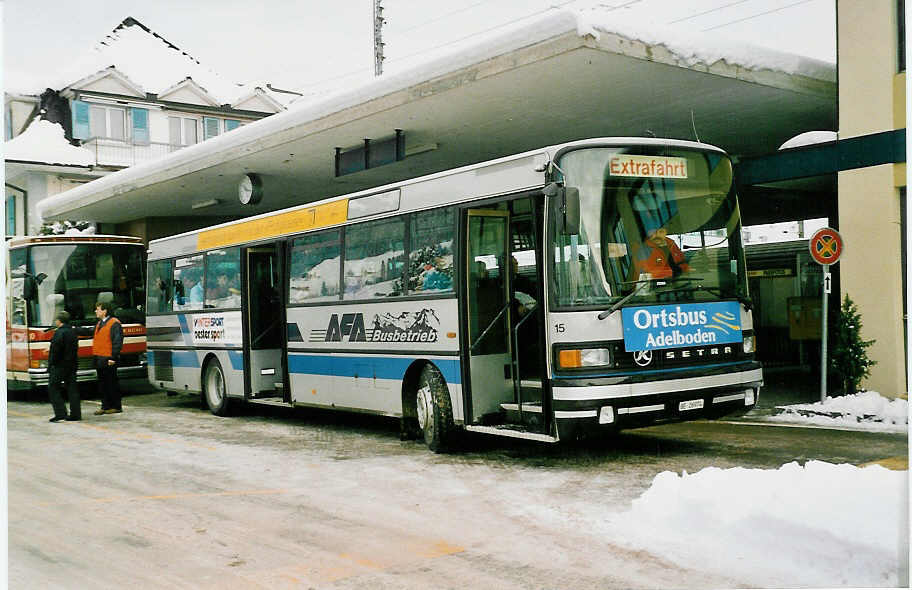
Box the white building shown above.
[4,16,293,237]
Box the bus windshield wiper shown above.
[597,279,650,320]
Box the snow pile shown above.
[292,6,832,107]
[609,461,909,587]
[50,19,233,101]
[770,391,908,433]
[4,120,95,166]
[779,130,838,150]
[38,18,290,108]
[577,8,835,82]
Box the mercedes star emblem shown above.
[633,350,654,367]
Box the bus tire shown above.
[203,358,231,416]
[416,364,454,453]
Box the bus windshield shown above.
[11,243,146,327]
[549,146,749,308]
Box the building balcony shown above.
[81,136,185,167]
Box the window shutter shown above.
[203,117,220,140]
[131,108,149,143]
[72,100,90,140]
[6,195,16,236]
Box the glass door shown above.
[464,210,514,423]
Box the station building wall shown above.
[837,0,907,397]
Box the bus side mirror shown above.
[22,277,37,301]
[543,183,580,235]
[561,187,580,235]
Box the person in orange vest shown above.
[634,227,690,280]
[92,300,124,415]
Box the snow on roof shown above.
[44,17,292,108]
[3,120,95,167]
[37,7,837,221]
[779,130,838,150]
[285,6,834,113]
[577,7,835,82]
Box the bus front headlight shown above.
[558,348,611,369]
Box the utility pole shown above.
[373,0,385,76]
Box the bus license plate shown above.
[679,399,704,411]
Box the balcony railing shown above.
[81,136,185,167]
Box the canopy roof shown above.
[38,8,835,224]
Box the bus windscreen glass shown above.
[12,243,146,326]
[550,147,748,308]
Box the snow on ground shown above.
[602,461,908,588]
[585,391,910,587]
[768,391,908,434]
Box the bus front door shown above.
[464,210,514,424]
[244,245,287,401]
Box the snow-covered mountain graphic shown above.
[371,308,440,337]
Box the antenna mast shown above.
[373,0,385,76]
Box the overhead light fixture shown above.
[191,198,220,210]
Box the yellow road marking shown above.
[860,456,908,471]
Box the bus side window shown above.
[343,218,405,300]
[204,248,241,309]
[408,207,455,294]
[173,255,204,311]
[147,259,173,313]
[289,231,341,303]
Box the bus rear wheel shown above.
[203,358,231,416]
[416,364,454,452]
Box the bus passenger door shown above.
[464,210,514,423]
[244,245,288,401]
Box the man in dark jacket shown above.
[48,310,81,422]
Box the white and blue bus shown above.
[145,137,762,451]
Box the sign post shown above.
[808,227,844,402]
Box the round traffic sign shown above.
[809,227,843,265]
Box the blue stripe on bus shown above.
[288,354,462,385]
[228,350,244,370]
[176,314,193,346]
[171,350,201,368]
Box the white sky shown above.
[3,0,836,94]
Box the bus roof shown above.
[148,136,726,257]
[7,235,145,248]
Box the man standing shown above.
[48,310,80,422]
[92,301,123,415]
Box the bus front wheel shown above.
[416,364,454,452]
[203,358,231,416]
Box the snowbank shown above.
[770,391,908,433]
[607,461,909,587]
[577,8,835,82]
[779,130,838,149]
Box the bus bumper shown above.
[551,363,763,440]
[22,363,148,388]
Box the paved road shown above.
[8,390,907,589]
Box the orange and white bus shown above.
[6,235,147,391]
